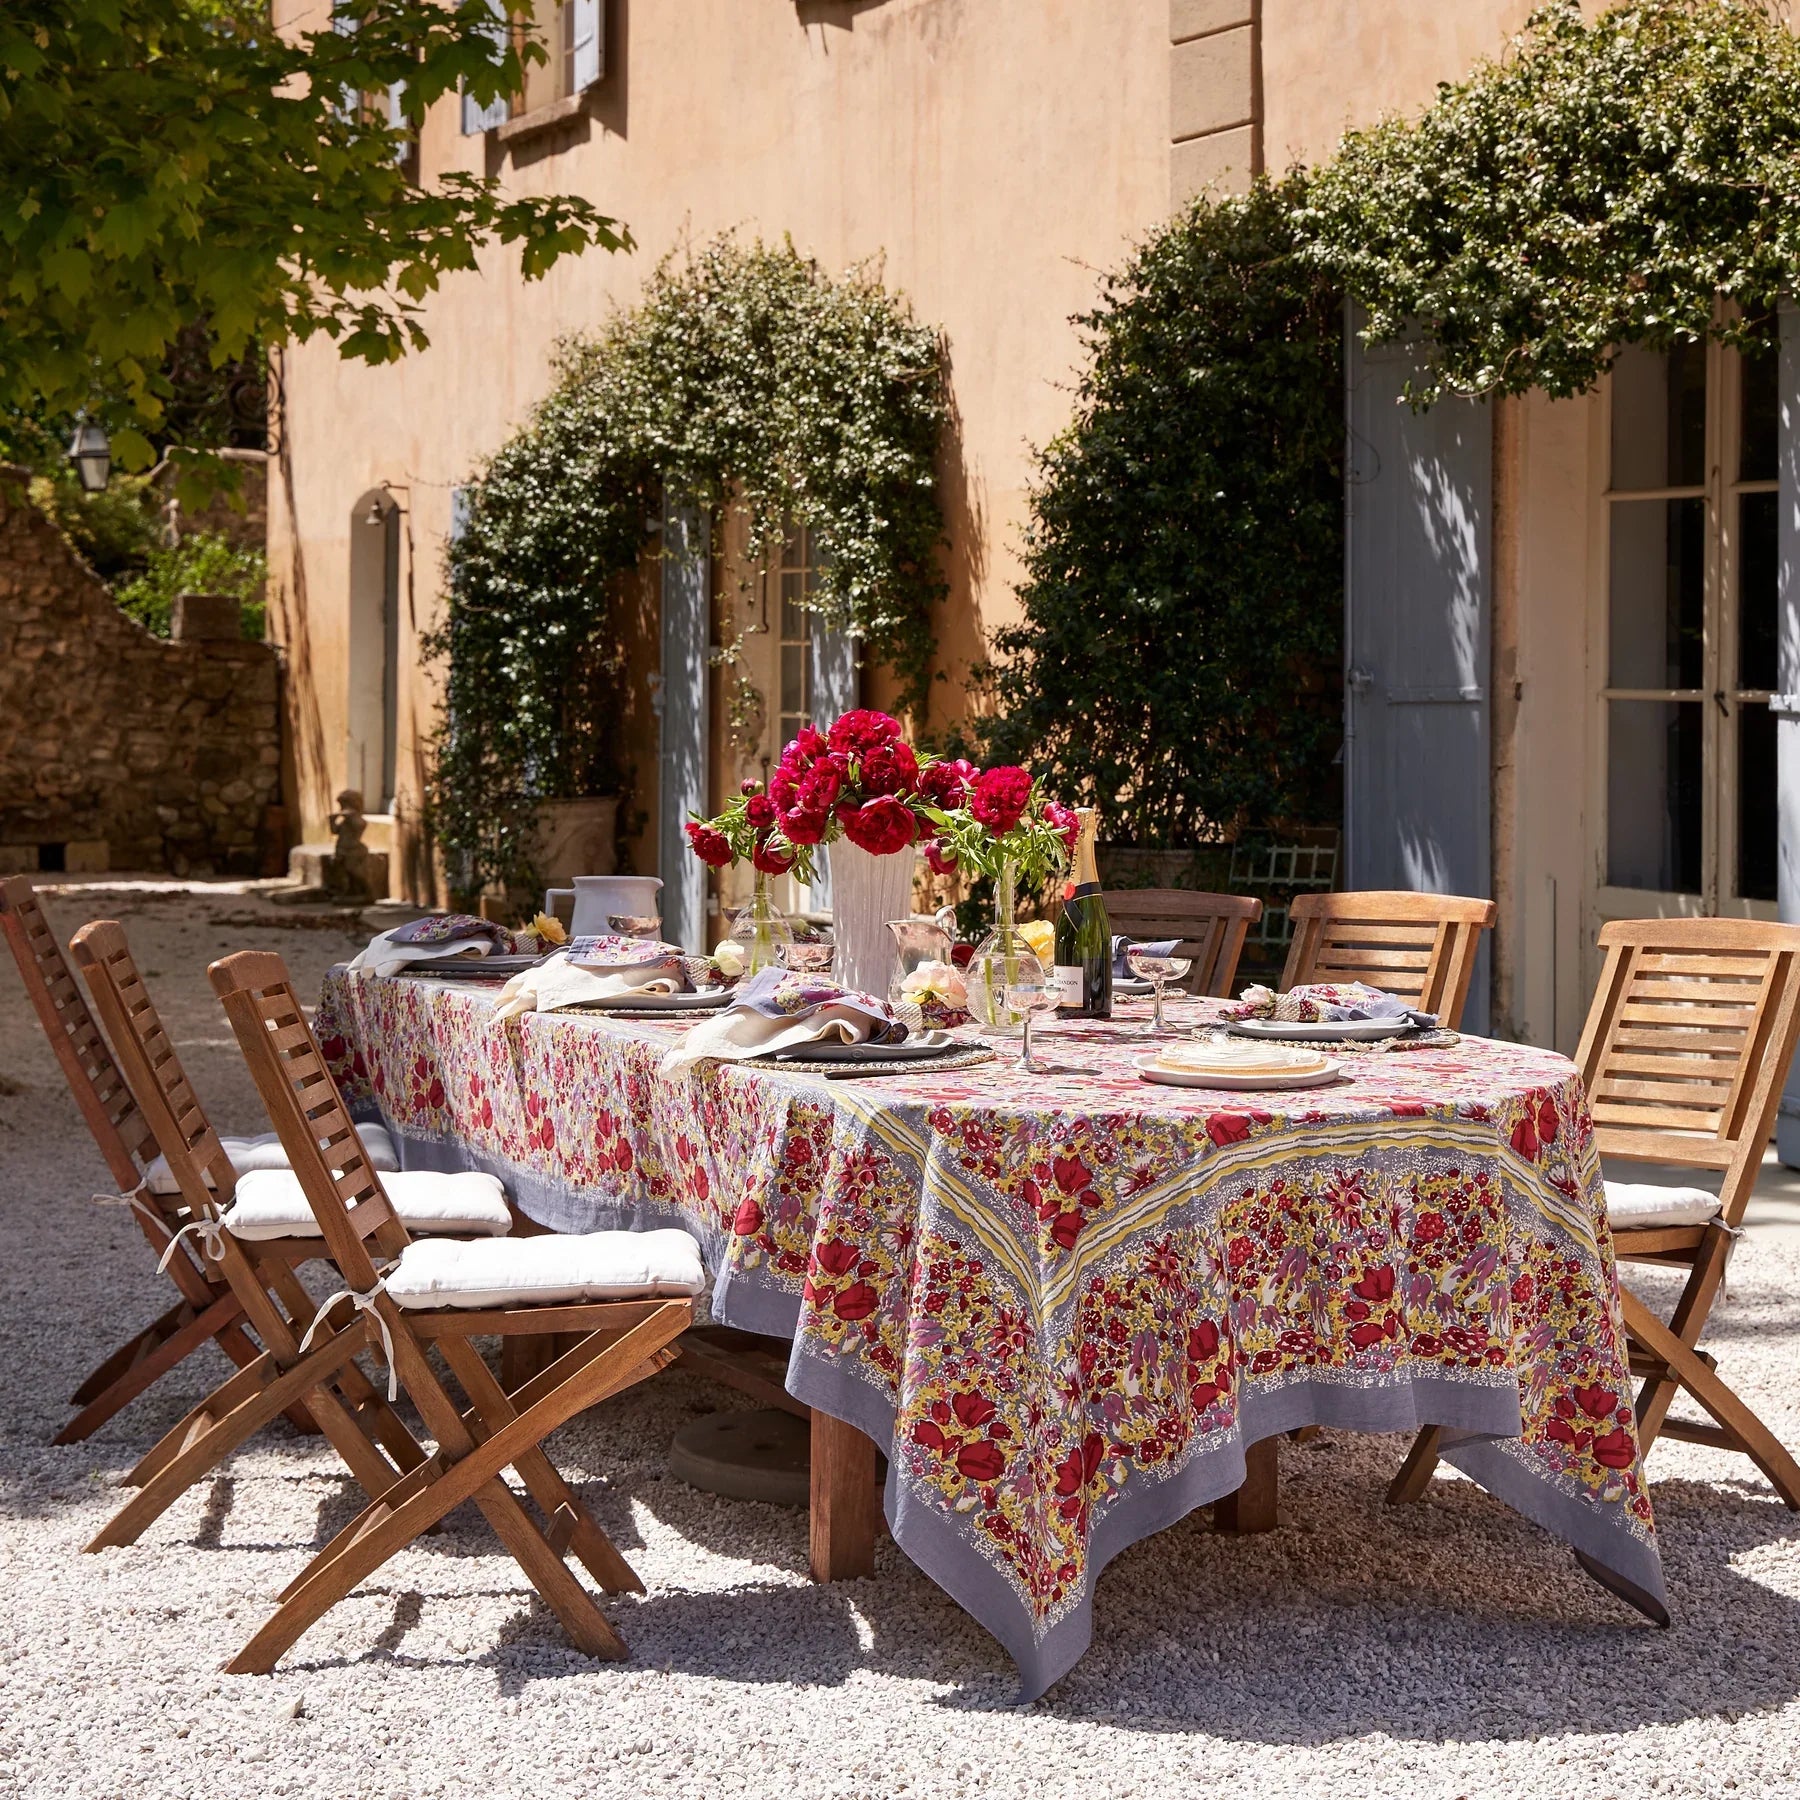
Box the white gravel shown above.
[5,884,1800,1798]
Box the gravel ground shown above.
[5,884,1800,1799]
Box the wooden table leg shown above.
[809,1409,878,1581]
[1215,1435,1279,1534]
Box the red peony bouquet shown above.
[685,708,1076,885]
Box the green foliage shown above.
[986,179,1344,848]
[0,0,626,502]
[29,470,164,586]
[429,237,947,895]
[115,531,268,640]
[1300,0,1800,400]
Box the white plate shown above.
[1136,1053,1343,1091]
[1226,1016,1412,1043]
[773,1032,958,1064]
[578,988,732,1012]
[405,953,546,980]
[1112,977,1156,996]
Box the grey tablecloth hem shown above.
[363,1104,1668,1696]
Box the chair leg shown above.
[1620,1290,1800,1509]
[69,1301,194,1405]
[238,1310,686,1673]
[53,1290,250,1445]
[1387,1425,1443,1505]
[1625,1247,1728,1459]
[86,1328,383,1552]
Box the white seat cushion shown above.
[225,1169,513,1241]
[1605,1180,1723,1230]
[384,1228,706,1310]
[145,1123,400,1196]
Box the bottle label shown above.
[1053,965,1085,1008]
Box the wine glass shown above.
[1004,961,1060,1074]
[1126,947,1193,1035]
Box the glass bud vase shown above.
[964,860,1033,1034]
[729,870,795,976]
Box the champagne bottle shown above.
[1054,807,1112,1018]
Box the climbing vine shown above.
[428,235,946,895]
[990,0,1800,847]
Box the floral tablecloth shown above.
[315,967,1667,1699]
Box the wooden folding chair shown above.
[0,875,264,1442]
[1390,916,1800,1509]
[1100,888,1262,997]
[72,920,436,1551]
[1282,889,1496,1029]
[209,949,700,1672]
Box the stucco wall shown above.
[0,477,283,877]
[269,0,1174,888]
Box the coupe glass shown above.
[607,913,663,940]
[783,940,836,976]
[1004,962,1059,1074]
[1126,947,1192,1034]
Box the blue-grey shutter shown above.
[658,496,711,951]
[803,618,859,911]
[567,0,602,90]
[1775,305,1800,1164]
[461,1,511,134]
[1344,313,1493,1032]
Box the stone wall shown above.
[0,474,282,875]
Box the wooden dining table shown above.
[314,966,1669,1699]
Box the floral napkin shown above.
[350,914,519,978]
[659,966,907,1076]
[492,941,689,1024]
[1226,981,1438,1028]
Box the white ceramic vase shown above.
[827,839,917,999]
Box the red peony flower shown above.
[970,765,1032,835]
[685,821,734,868]
[781,807,829,846]
[751,834,796,876]
[796,759,844,813]
[924,839,958,876]
[787,724,829,765]
[1044,800,1080,852]
[842,795,919,856]
[861,740,920,797]
[744,793,777,829]
[827,708,904,755]
[918,757,977,810]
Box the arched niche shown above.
[346,489,401,813]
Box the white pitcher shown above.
[544,875,665,937]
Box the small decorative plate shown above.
[772,1031,959,1064]
[1136,1053,1344,1091]
[577,988,732,1013]
[1226,1016,1412,1043]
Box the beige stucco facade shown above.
[273,0,1658,1051]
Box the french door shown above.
[1598,334,1780,925]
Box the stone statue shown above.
[324,788,377,902]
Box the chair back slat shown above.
[0,875,157,1191]
[1576,918,1800,1227]
[209,950,402,1284]
[71,923,240,1208]
[1281,890,1496,1028]
[1099,889,1262,997]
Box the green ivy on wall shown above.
[427,236,946,896]
[984,177,1345,848]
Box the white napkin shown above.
[492,949,685,1024]
[658,969,905,1077]
[350,930,498,980]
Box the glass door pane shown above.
[1608,497,1705,688]
[1610,340,1707,490]
[1738,701,1777,902]
[1608,700,1704,893]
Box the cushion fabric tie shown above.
[153,1214,229,1273]
[299,1278,398,1401]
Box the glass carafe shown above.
[964,861,1036,1034]
[886,909,965,1025]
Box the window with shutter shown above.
[563,0,602,95]
[461,0,513,135]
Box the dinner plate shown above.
[772,1031,958,1064]
[1112,977,1156,996]
[1226,1016,1412,1043]
[1136,1052,1344,1091]
[576,987,732,1012]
